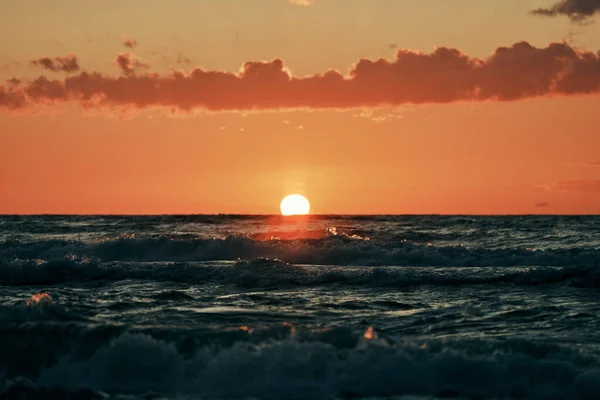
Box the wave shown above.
[2,235,600,267]
[0,299,80,324]
[1,329,598,399]
[1,257,599,289]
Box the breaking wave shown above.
[0,292,81,324]
[0,329,598,399]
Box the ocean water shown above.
[1,215,599,400]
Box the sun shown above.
[280,194,310,216]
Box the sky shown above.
[1,0,600,214]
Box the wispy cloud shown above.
[123,38,138,49]
[289,0,313,6]
[530,0,600,21]
[353,108,407,123]
[543,181,600,193]
[176,54,192,65]
[29,55,80,73]
[114,53,149,75]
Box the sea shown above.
[0,215,599,400]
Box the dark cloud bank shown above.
[3,41,600,112]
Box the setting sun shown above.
[280,194,311,216]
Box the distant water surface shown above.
[1,215,599,399]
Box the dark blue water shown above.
[1,215,599,399]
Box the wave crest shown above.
[2,235,600,267]
[1,257,599,289]
[17,333,599,399]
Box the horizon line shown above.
[1,213,599,217]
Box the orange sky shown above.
[1,0,600,214]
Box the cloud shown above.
[29,55,80,73]
[114,53,149,75]
[176,54,192,65]
[535,202,549,208]
[289,0,313,5]
[0,86,27,109]
[3,41,600,112]
[123,38,138,49]
[353,108,406,123]
[546,181,600,193]
[530,0,600,21]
